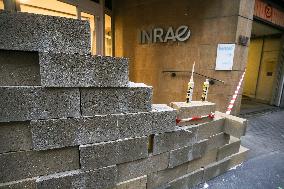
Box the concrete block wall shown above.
[0,11,248,189]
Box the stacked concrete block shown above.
[0,11,249,189]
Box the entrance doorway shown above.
[241,21,283,114]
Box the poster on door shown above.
[215,44,235,70]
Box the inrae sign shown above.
[139,26,191,44]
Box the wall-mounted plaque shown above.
[215,44,235,71]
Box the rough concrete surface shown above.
[39,52,129,87]
[0,11,90,54]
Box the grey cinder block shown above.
[167,169,203,189]
[0,11,90,54]
[0,87,80,122]
[0,178,36,189]
[196,116,225,141]
[215,111,247,138]
[147,163,189,189]
[80,137,148,170]
[203,158,230,181]
[153,127,196,155]
[0,122,32,154]
[36,165,117,189]
[31,105,176,150]
[117,153,169,183]
[39,52,129,87]
[0,147,79,183]
[80,82,152,115]
[169,145,193,168]
[0,50,40,86]
[207,133,230,151]
[115,175,147,189]
[170,101,216,119]
[217,137,241,161]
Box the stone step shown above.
[31,104,176,150]
[0,84,152,122]
[39,52,129,87]
[0,11,90,54]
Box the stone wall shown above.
[0,11,248,189]
[113,0,255,115]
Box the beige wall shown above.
[113,0,255,115]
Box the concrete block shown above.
[115,176,147,189]
[147,163,188,189]
[0,178,36,189]
[187,148,218,173]
[81,82,152,115]
[0,87,80,122]
[171,101,216,119]
[0,11,90,54]
[169,145,193,168]
[39,52,129,87]
[80,137,148,170]
[167,169,203,189]
[0,122,32,154]
[192,139,208,159]
[153,127,196,155]
[207,133,230,151]
[0,50,40,86]
[117,153,169,182]
[215,111,247,138]
[217,137,241,161]
[203,158,230,182]
[229,146,249,168]
[197,116,225,141]
[0,147,79,183]
[36,165,117,189]
[31,106,176,150]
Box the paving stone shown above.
[197,116,225,141]
[170,101,216,119]
[115,176,147,189]
[217,136,241,161]
[147,163,189,189]
[80,137,148,170]
[0,50,40,86]
[0,147,79,183]
[166,169,203,189]
[39,52,129,87]
[187,148,218,173]
[81,82,152,115]
[0,178,36,189]
[117,152,169,182]
[153,127,196,155]
[207,133,230,151]
[215,111,247,138]
[36,165,117,189]
[0,122,32,154]
[0,11,90,54]
[31,106,176,150]
[228,146,249,168]
[0,87,80,122]
[203,158,231,182]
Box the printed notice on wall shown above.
[215,44,235,70]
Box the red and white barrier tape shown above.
[226,70,246,115]
[176,113,215,124]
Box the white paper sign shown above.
[215,44,235,70]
